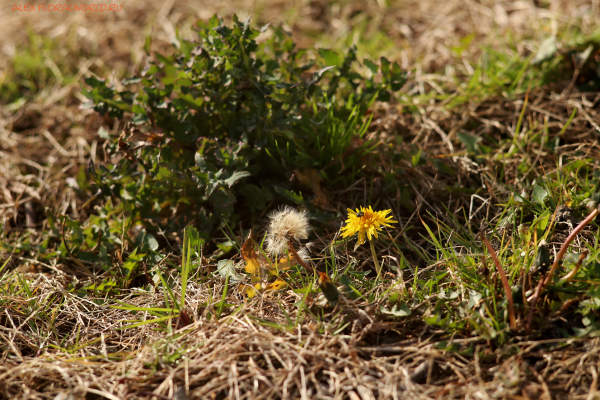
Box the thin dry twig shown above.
[287,240,315,274]
[544,209,599,288]
[481,232,516,329]
[528,208,599,331]
[587,365,598,400]
[559,250,588,283]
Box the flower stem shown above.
[287,241,315,274]
[370,240,382,281]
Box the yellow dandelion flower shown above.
[340,205,397,281]
[340,206,397,246]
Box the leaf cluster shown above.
[81,15,407,244]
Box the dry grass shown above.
[2,0,600,399]
[2,271,600,399]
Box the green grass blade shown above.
[558,107,578,136]
[514,91,529,141]
[116,315,175,330]
[0,257,10,276]
[154,266,178,312]
[216,273,230,319]
[180,227,191,311]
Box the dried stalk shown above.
[543,208,598,288]
[526,277,545,333]
[527,208,598,332]
[481,233,516,329]
[559,251,588,283]
[287,240,315,274]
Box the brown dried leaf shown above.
[318,272,340,306]
[294,169,335,211]
[241,233,271,276]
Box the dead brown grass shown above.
[2,270,600,399]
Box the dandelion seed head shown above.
[265,206,310,254]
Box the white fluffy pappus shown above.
[293,247,310,263]
[265,206,310,254]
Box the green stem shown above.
[370,240,382,281]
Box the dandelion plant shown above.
[341,206,397,281]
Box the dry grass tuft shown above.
[2,279,600,399]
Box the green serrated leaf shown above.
[532,36,557,65]
[380,304,411,317]
[216,259,242,282]
[224,171,251,188]
[273,186,305,205]
[318,49,342,67]
[363,58,378,74]
[135,230,159,252]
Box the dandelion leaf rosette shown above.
[81,14,404,244]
